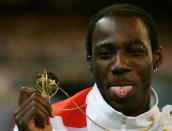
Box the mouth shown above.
[108,82,136,99]
[110,86,133,98]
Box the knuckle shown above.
[30,92,37,99]
[20,87,27,92]
[31,99,37,107]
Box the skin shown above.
[14,87,53,131]
[87,16,163,116]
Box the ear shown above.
[153,47,163,69]
[87,54,93,72]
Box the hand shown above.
[14,87,53,131]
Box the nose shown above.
[111,51,131,75]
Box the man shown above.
[14,4,172,131]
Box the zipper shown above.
[121,115,127,131]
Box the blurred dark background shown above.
[0,0,171,130]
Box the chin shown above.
[112,102,137,115]
[105,93,138,112]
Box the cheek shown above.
[92,60,110,84]
[141,64,153,88]
[92,60,111,97]
[132,58,153,88]
[93,60,109,76]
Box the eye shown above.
[126,40,145,56]
[128,48,144,56]
[96,49,113,59]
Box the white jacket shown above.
[14,84,172,131]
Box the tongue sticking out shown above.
[110,86,133,98]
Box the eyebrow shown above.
[94,39,145,50]
[94,42,113,50]
[125,40,144,48]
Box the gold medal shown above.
[34,69,59,99]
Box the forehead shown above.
[92,16,151,49]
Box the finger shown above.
[14,92,52,118]
[18,87,38,106]
[17,106,49,129]
[30,93,53,118]
[14,99,50,124]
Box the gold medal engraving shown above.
[34,69,59,98]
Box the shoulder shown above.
[160,105,172,121]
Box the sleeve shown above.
[13,126,66,131]
[13,126,18,131]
